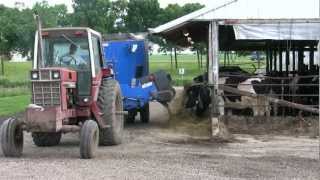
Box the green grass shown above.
[0,61,32,83]
[0,86,30,97]
[149,54,265,85]
[0,61,32,116]
[149,54,207,86]
[0,95,30,116]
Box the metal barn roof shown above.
[150,0,320,35]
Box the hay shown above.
[164,87,318,139]
[166,87,234,140]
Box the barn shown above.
[150,0,320,135]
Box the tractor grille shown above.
[32,81,61,106]
[40,70,51,80]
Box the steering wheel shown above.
[59,55,77,66]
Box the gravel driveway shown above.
[0,102,319,180]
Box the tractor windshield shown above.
[42,36,90,70]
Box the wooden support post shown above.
[298,47,304,74]
[273,49,277,72]
[227,51,230,65]
[257,51,261,70]
[174,47,178,69]
[224,51,226,66]
[208,21,220,136]
[292,49,296,73]
[266,49,270,74]
[269,48,273,73]
[279,49,283,73]
[200,51,203,68]
[286,50,290,76]
[170,49,173,70]
[317,40,320,158]
[309,48,314,69]
[196,50,200,69]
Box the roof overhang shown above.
[150,18,320,50]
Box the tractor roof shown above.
[42,27,101,38]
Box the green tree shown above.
[158,4,183,23]
[126,0,162,32]
[0,1,70,59]
[156,3,204,61]
[0,5,20,58]
[33,1,69,28]
[159,3,204,24]
[72,0,116,33]
[182,3,204,15]
[111,0,128,33]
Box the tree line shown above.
[0,0,204,59]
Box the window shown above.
[42,37,90,70]
[91,36,102,74]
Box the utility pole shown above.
[318,0,320,159]
[0,55,3,76]
[0,32,5,76]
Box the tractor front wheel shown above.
[80,120,99,159]
[0,118,24,157]
[32,132,61,147]
[98,79,124,146]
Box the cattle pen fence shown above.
[216,71,319,120]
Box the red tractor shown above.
[0,16,124,159]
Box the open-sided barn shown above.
[150,0,320,136]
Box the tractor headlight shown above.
[31,71,39,80]
[52,71,60,79]
[83,98,89,103]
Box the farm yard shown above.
[0,55,318,179]
[0,0,320,179]
[0,101,318,179]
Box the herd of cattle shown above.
[184,66,319,117]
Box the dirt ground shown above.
[0,101,319,179]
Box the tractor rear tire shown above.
[80,120,99,159]
[0,118,24,157]
[98,79,124,146]
[140,103,150,123]
[32,132,61,147]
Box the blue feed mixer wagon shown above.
[103,38,175,123]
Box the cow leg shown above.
[273,103,278,116]
[218,96,225,116]
[251,98,259,117]
[265,101,271,117]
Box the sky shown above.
[0,0,319,18]
[0,0,212,11]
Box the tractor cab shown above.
[34,27,102,73]
[32,28,105,106]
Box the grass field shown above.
[0,95,30,116]
[0,54,264,116]
[149,54,207,86]
[149,54,265,85]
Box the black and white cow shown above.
[184,71,271,117]
[184,68,319,117]
[184,83,211,116]
[218,76,271,116]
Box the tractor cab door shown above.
[77,31,104,105]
